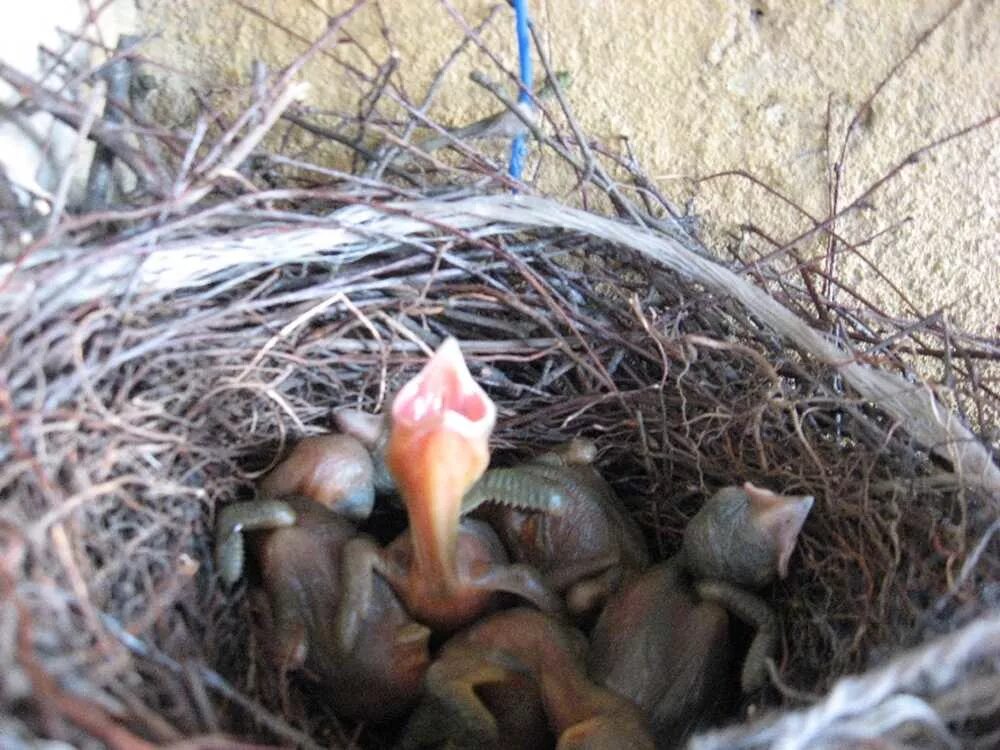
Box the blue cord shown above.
[508,0,533,181]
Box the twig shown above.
[99,614,328,750]
[47,81,105,230]
[526,21,640,223]
[0,60,167,196]
[282,111,420,185]
[83,36,140,212]
[367,5,503,179]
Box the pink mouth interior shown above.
[393,346,489,426]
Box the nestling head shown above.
[387,337,496,574]
[681,482,814,588]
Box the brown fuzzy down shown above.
[1,3,998,750]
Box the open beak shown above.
[387,338,496,584]
[743,482,813,579]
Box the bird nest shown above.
[1,5,998,750]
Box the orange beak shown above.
[744,482,813,579]
[387,338,496,585]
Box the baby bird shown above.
[465,439,649,617]
[215,495,431,723]
[335,339,561,645]
[397,608,654,750]
[216,430,378,587]
[257,433,376,521]
[588,482,813,748]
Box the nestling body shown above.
[588,560,732,746]
[337,514,558,637]
[216,495,431,723]
[466,438,649,617]
[588,483,813,748]
[398,608,654,750]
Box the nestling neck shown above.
[406,485,462,593]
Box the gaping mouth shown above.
[387,338,496,583]
[391,337,494,437]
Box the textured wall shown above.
[134,1,999,338]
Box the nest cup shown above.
[1,4,999,749]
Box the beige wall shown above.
[137,0,998,339]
